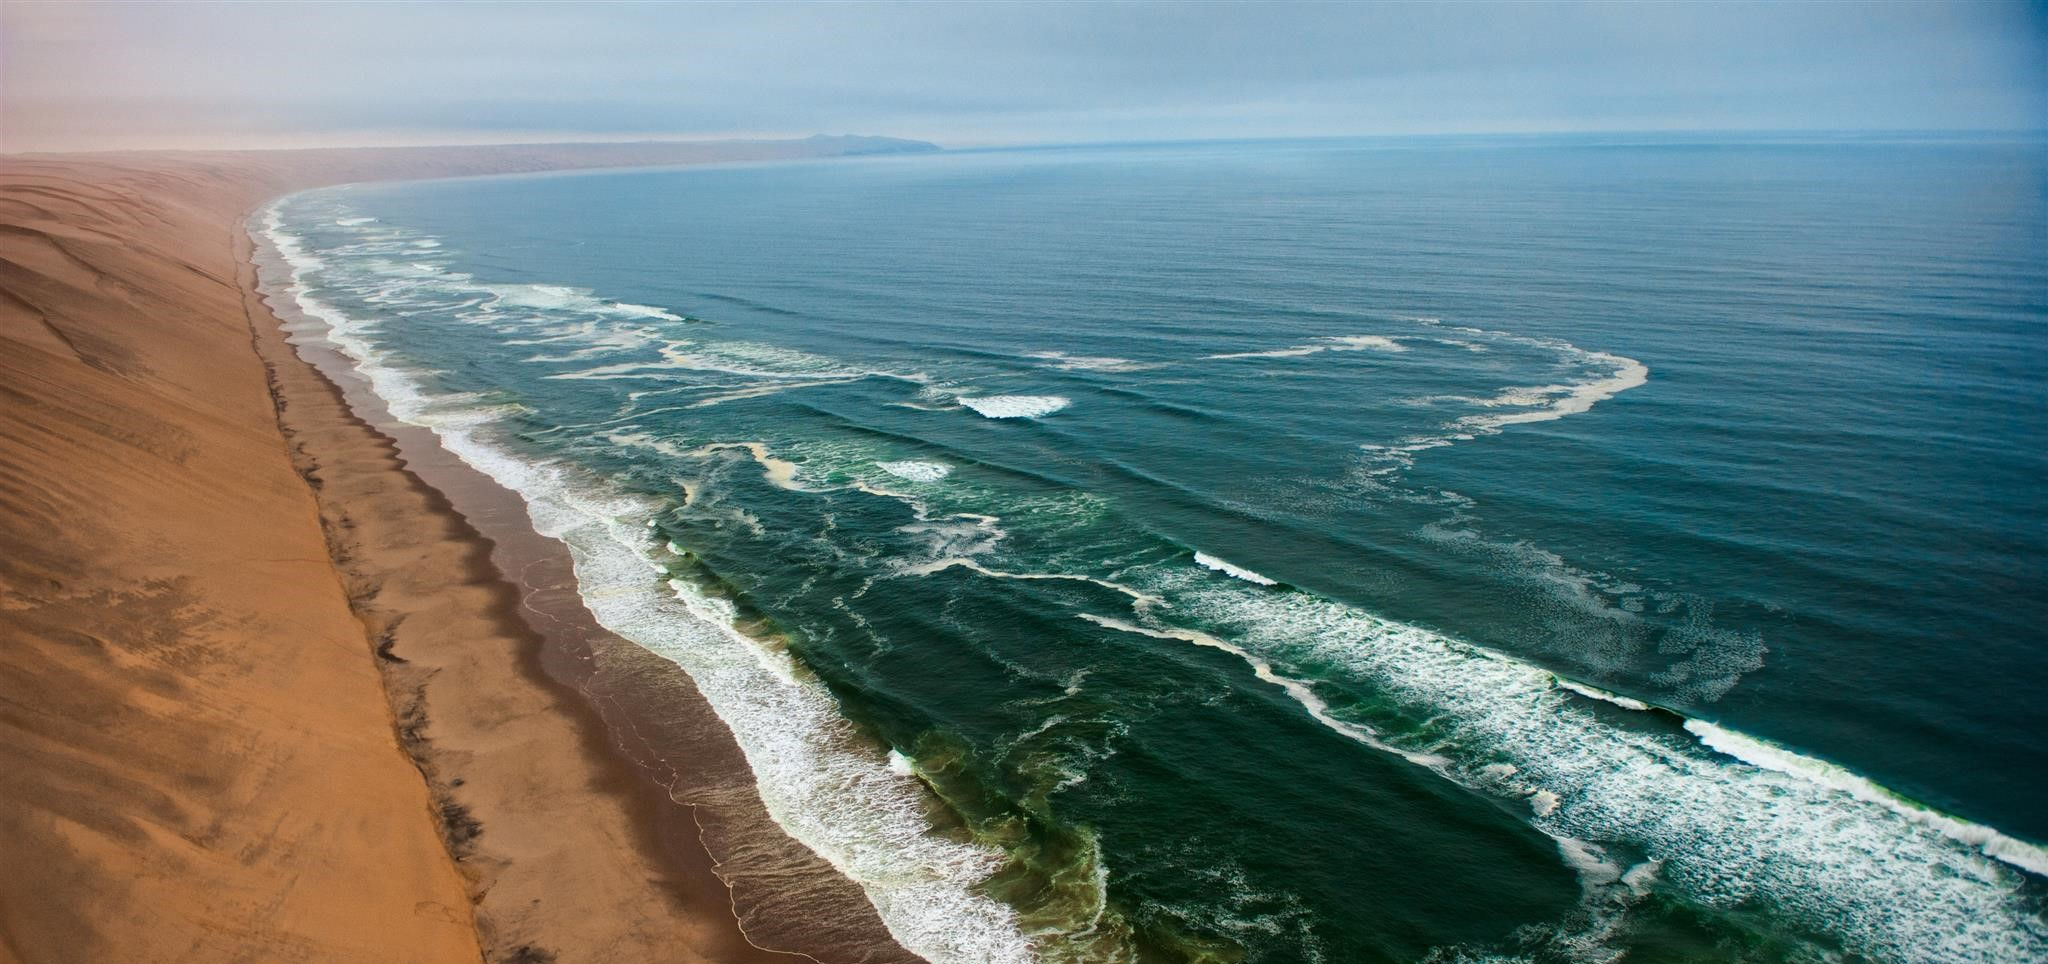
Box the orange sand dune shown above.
[0,140,922,964]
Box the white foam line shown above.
[260,199,1036,964]
[1554,677,1652,712]
[1206,346,1325,360]
[1356,324,1649,477]
[1321,335,1407,352]
[691,379,854,407]
[1193,552,1278,586]
[903,558,1165,611]
[1086,608,1687,933]
[1027,351,1161,373]
[1141,565,2047,961]
[959,395,1071,419]
[1685,720,2048,878]
[1206,335,1407,361]
[1078,614,1446,770]
[1457,352,1649,431]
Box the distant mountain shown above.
[803,134,942,155]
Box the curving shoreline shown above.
[0,140,929,964]
[246,196,917,964]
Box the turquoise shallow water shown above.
[266,135,2046,962]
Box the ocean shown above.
[260,134,2047,962]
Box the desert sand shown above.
[0,140,927,964]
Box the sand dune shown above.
[0,140,924,963]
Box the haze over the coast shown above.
[3,0,2044,153]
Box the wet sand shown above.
[1,140,925,963]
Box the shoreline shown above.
[0,141,926,963]
[245,200,916,963]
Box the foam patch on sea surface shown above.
[877,460,952,482]
[960,395,1071,418]
[1207,334,1407,360]
[1027,351,1160,372]
[1455,351,1649,432]
[1357,321,1650,479]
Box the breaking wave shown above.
[960,395,1072,419]
[1113,565,2047,962]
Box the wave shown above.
[1685,720,2048,878]
[1553,677,1653,712]
[1193,552,1278,586]
[260,199,1038,964]
[898,557,1165,611]
[1080,614,1448,773]
[1206,334,1407,360]
[479,282,683,323]
[960,395,1071,419]
[1207,345,1325,360]
[1126,565,2047,961]
[510,320,666,362]
[551,340,868,384]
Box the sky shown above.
[3,0,2044,153]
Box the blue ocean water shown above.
[264,135,2047,962]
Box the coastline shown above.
[246,200,916,964]
[0,142,924,963]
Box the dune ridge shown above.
[0,139,925,964]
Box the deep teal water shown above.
[267,135,2046,962]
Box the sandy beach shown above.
[0,140,926,964]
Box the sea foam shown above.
[1124,564,2047,962]
[1207,334,1407,360]
[1457,352,1650,431]
[1027,351,1159,372]
[1356,323,1650,478]
[959,395,1071,418]
[1193,552,1278,586]
[877,460,953,482]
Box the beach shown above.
[0,140,927,964]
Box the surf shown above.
[259,199,1042,964]
[1127,562,2047,961]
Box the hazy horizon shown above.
[4,0,2044,154]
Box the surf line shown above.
[1072,608,1681,917]
[1081,610,1790,945]
[1079,613,1445,771]
[1089,602,2048,884]
[905,559,1166,612]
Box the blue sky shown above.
[4,0,2043,152]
